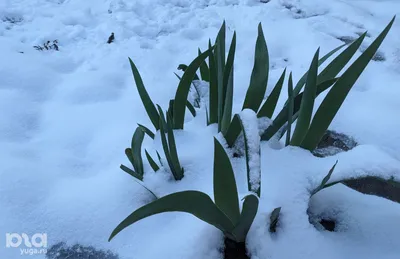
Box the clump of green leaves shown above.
[283,17,395,149]
[112,16,397,253]
[211,17,395,153]
[127,56,203,180]
[120,127,145,180]
[157,105,184,181]
[109,138,259,243]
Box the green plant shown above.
[218,18,395,152]
[279,17,395,150]
[111,17,398,258]
[128,54,206,181]
[109,138,259,243]
[157,105,184,181]
[120,127,145,180]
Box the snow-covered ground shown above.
[1,0,400,258]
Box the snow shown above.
[239,109,261,194]
[1,0,400,258]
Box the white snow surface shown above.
[1,0,400,258]
[239,109,261,193]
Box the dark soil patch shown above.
[313,130,357,158]
[46,242,119,259]
[343,176,400,203]
[319,219,336,232]
[224,238,250,259]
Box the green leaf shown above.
[215,21,226,73]
[292,43,346,97]
[224,114,241,147]
[209,40,218,124]
[213,138,240,225]
[269,207,281,233]
[168,99,196,119]
[177,64,200,80]
[238,115,261,197]
[290,48,319,146]
[186,101,197,117]
[242,23,269,112]
[174,72,181,81]
[168,99,174,119]
[120,164,143,181]
[108,191,234,241]
[316,34,366,85]
[173,49,212,129]
[156,150,163,167]
[232,195,259,242]
[198,48,210,82]
[260,78,338,141]
[131,127,145,177]
[132,178,158,200]
[157,105,183,180]
[285,73,294,146]
[145,149,160,172]
[221,32,236,135]
[257,68,286,118]
[129,58,160,130]
[167,112,184,180]
[124,148,135,166]
[216,23,226,132]
[157,106,175,180]
[311,161,338,196]
[138,123,155,139]
[301,17,396,151]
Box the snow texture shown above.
[240,109,261,194]
[1,0,400,259]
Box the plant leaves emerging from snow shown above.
[285,73,294,146]
[157,105,184,180]
[198,48,210,82]
[232,195,259,240]
[173,49,212,129]
[261,78,338,141]
[138,124,155,139]
[109,139,260,243]
[300,17,396,151]
[208,40,219,124]
[269,207,281,233]
[292,43,345,97]
[257,68,286,119]
[167,112,183,178]
[290,48,319,146]
[108,191,235,242]
[120,164,143,181]
[224,114,241,148]
[177,64,200,80]
[243,23,269,113]
[311,161,338,196]
[129,58,160,130]
[216,22,226,132]
[225,68,286,147]
[129,127,145,178]
[221,32,236,135]
[145,149,160,172]
[213,137,240,224]
[168,99,196,119]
